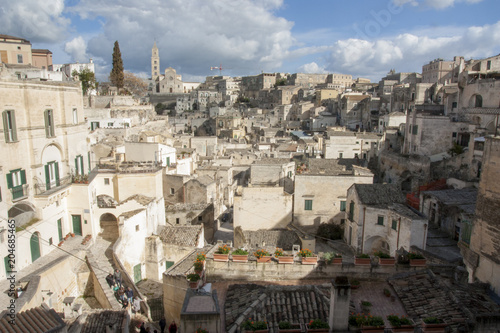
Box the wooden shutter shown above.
[6,172,13,189]
[20,169,26,184]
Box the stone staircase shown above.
[86,238,122,310]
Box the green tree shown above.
[109,41,124,88]
[72,68,95,95]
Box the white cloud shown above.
[298,62,327,74]
[67,0,296,79]
[64,37,89,63]
[393,0,483,9]
[0,0,69,43]
[326,21,500,80]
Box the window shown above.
[287,171,292,178]
[44,109,55,137]
[304,200,313,211]
[104,178,110,185]
[392,220,398,230]
[452,132,457,138]
[17,54,23,63]
[340,219,346,224]
[487,60,491,70]
[107,122,113,127]
[412,125,418,135]
[377,216,384,225]
[75,155,84,176]
[340,201,346,212]
[349,201,355,221]
[72,108,78,124]
[136,225,140,231]
[176,218,180,225]
[452,102,457,108]
[198,216,203,221]
[2,110,17,142]
[339,152,343,158]
[44,161,60,190]
[6,169,27,200]
[170,188,175,195]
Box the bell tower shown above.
[151,41,160,81]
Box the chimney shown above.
[63,297,76,319]
[329,276,351,331]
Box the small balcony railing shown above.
[11,184,28,201]
[34,176,72,195]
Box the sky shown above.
[3,0,500,82]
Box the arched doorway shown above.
[30,232,41,262]
[365,235,390,254]
[99,213,119,242]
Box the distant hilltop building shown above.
[150,42,200,94]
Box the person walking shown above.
[113,269,122,287]
[168,321,177,333]
[126,287,134,304]
[159,317,166,333]
[105,273,115,288]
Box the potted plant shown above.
[298,248,318,265]
[214,244,230,262]
[323,252,342,264]
[241,318,268,332]
[408,252,426,267]
[355,253,371,265]
[195,328,208,333]
[361,301,372,314]
[193,259,204,273]
[196,252,206,261]
[186,273,201,289]
[387,314,414,332]
[350,279,360,289]
[421,317,447,332]
[275,248,294,264]
[307,319,329,332]
[254,249,272,263]
[278,321,301,333]
[383,288,391,297]
[349,313,385,332]
[232,248,249,262]
[374,251,396,265]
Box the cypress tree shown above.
[110,41,124,88]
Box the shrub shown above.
[278,321,292,329]
[316,222,343,240]
[216,244,230,254]
[193,260,204,271]
[274,248,284,257]
[408,252,425,259]
[361,301,372,307]
[323,252,341,263]
[351,279,360,286]
[232,248,249,255]
[241,318,267,331]
[254,249,270,259]
[186,273,200,282]
[349,313,384,327]
[308,319,329,329]
[383,288,391,297]
[298,248,314,257]
[387,314,412,327]
[374,251,391,258]
[195,328,208,333]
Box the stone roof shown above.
[389,203,426,220]
[422,187,477,206]
[119,208,145,219]
[97,194,117,208]
[354,184,405,206]
[242,229,301,251]
[166,245,213,276]
[225,284,330,333]
[159,225,202,247]
[299,159,358,176]
[71,309,128,333]
[388,270,500,330]
[194,175,215,186]
[253,158,292,165]
[0,304,66,333]
[182,289,220,314]
[165,202,211,212]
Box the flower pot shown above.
[332,257,342,264]
[379,257,396,265]
[301,256,318,265]
[355,257,371,265]
[361,325,385,333]
[278,324,302,333]
[410,258,426,267]
[257,256,272,263]
[189,280,200,289]
[277,256,294,264]
[306,325,329,332]
[214,253,229,262]
[421,322,448,332]
[70,233,75,237]
[391,325,415,332]
[232,254,249,263]
[58,241,64,247]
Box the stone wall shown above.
[379,151,431,192]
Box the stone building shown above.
[338,93,371,130]
[460,136,500,296]
[323,129,381,160]
[422,57,463,84]
[293,159,373,231]
[345,183,427,255]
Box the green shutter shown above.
[6,172,13,189]
[80,156,84,175]
[11,111,17,141]
[88,151,91,172]
[2,111,8,142]
[45,164,50,190]
[44,110,50,137]
[54,162,60,186]
[20,169,26,184]
[75,157,79,176]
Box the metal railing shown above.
[11,184,29,201]
[34,175,72,195]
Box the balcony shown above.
[34,175,72,196]
[11,184,29,201]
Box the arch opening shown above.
[99,213,119,242]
